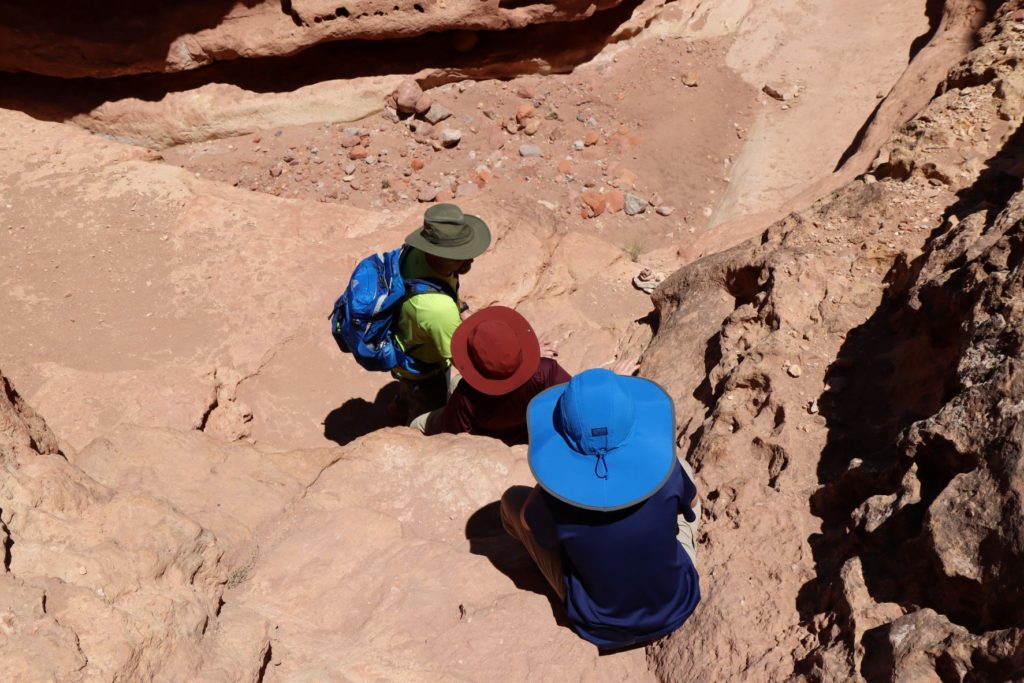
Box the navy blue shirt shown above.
[525,460,700,648]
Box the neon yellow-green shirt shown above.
[393,248,460,379]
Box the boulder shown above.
[394,79,425,114]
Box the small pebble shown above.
[624,194,648,216]
[787,364,803,378]
[424,104,453,124]
[440,129,463,148]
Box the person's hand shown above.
[608,356,640,376]
[539,340,559,358]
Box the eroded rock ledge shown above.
[0,0,636,78]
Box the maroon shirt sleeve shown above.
[544,359,572,387]
[441,384,475,434]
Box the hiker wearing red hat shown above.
[410,306,572,444]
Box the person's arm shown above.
[441,387,474,435]
[548,359,572,386]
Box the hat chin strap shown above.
[593,431,609,480]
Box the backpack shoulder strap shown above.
[405,277,457,300]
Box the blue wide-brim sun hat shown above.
[527,368,675,511]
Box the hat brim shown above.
[404,213,491,260]
[527,376,675,511]
[451,306,541,395]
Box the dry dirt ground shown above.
[1,0,936,454]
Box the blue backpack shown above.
[330,247,456,375]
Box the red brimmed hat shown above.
[451,306,541,396]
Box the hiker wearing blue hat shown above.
[500,368,701,649]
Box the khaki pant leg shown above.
[500,486,565,600]
[409,407,446,435]
[677,459,700,568]
[447,366,462,397]
[397,374,447,424]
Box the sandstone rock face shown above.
[2,369,651,680]
[642,3,1024,679]
[215,431,650,680]
[692,0,989,262]
[0,370,260,682]
[0,0,627,78]
[4,1,1024,680]
[68,77,407,149]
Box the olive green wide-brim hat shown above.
[405,203,492,260]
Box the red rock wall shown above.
[644,2,1024,679]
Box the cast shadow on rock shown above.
[322,381,401,446]
[795,243,951,611]
[464,501,570,627]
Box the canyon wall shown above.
[644,3,1024,678]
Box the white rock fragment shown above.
[440,129,463,148]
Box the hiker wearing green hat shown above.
[389,204,492,423]
[500,368,701,649]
